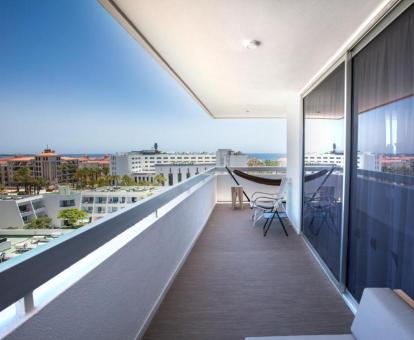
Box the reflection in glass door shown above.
[303,64,345,280]
[347,4,414,301]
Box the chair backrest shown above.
[352,288,414,340]
[276,177,288,197]
[318,185,335,202]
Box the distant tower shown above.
[333,143,337,154]
[154,143,158,151]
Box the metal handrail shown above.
[0,168,215,312]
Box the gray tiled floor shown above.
[144,204,353,340]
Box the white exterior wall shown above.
[80,190,160,221]
[111,152,216,176]
[215,149,248,167]
[129,153,216,173]
[0,195,47,229]
[286,94,302,233]
[228,154,248,167]
[110,154,129,176]
[0,200,23,229]
[42,193,81,228]
[304,153,344,167]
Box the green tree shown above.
[154,174,166,186]
[110,175,120,186]
[96,177,109,187]
[37,178,49,193]
[247,158,264,167]
[59,163,78,186]
[26,216,52,229]
[58,208,89,228]
[264,160,280,166]
[75,168,89,188]
[102,166,110,177]
[121,175,135,186]
[14,167,33,194]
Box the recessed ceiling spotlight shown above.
[244,40,261,49]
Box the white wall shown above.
[5,177,216,340]
[286,94,303,233]
[0,201,23,229]
[42,193,81,228]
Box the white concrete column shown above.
[285,93,303,233]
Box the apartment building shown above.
[59,156,79,184]
[0,186,159,229]
[304,153,345,167]
[79,187,159,221]
[215,149,249,167]
[155,163,215,186]
[33,148,61,185]
[0,195,47,229]
[0,159,9,186]
[110,148,216,176]
[2,156,36,186]
[78,155,110,169]
[0,150,109,187]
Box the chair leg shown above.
[262,217,270,235]
[264,212,276,237]
[275,210,288,237]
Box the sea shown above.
[247,153,286,161]
[1,152,286,161]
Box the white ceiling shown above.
[101,0,388,118]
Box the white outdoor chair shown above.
[250,177,288,236]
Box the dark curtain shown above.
[348,4,414,301]
[304,63,344,120]
[303,63,345,280]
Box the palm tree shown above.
[75,168,88,188]
[14,167,32,194]
[110,175,120,186]
[121,175,134,186]
[34,178,48,194]
[102,166,110,177]
[154,174,166,186]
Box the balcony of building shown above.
[143,203,352,339]
[0,168,353,340]
[1,0,414,339]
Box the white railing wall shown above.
[3,176,216,340]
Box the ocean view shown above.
[1,152,286,161]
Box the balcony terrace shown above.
[144,204,352,339]
[2,0,414,339]
[0,168,353,340]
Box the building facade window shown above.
[59,199,75,208]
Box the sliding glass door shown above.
[347,4,414,301]
[303,64,345,280]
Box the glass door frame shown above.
[299,0,413,311]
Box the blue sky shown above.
[0,0,286,154]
